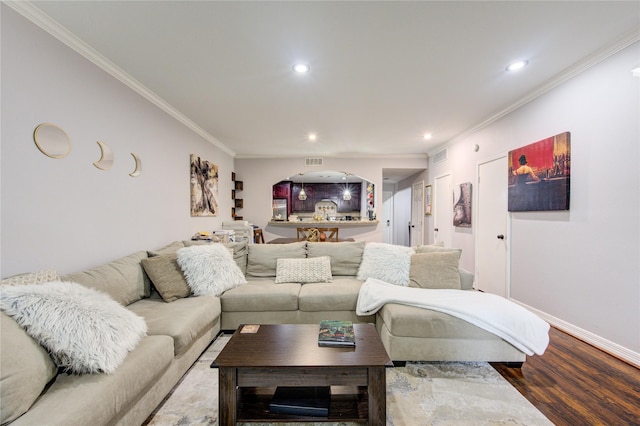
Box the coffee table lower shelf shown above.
[236,386,368,423]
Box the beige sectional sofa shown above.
[0,239,525,426]
[1,245,222,426]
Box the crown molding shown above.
[235,152,429,160]
[429,28,640,157]
[4,1,236,157]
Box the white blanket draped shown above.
[356,278,550,356]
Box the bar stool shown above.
[253,228,265,244]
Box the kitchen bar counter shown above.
[268,220,378,227]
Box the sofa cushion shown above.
[307,241,365,276]
[127,295,220,356]
[0,268,59,286]
[12,335,173,426]
[61,250,151,305]
[378,303,500,339]
[246,242,306,277]
[220,280,301,312]
[177,244,247,297]
[141,253,191,302]
[356,242,414,286]
[275,256,332,284]
[298,278,363,312]
[0,281,147,374]
[148,240,186,257]
[0,312,58,424]
[409,251,462,289]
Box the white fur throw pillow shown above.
[177,244,247,296]
[0,281,147,374]
[275,256,332,283]
[356,242,414,286]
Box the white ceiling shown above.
[21,1,640,159]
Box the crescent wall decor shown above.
[129,153,142,177]
[93,141,114,170]
[33,123,71,158]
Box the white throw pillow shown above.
[0,281,147,374]
[177,244,247,296]
[356,242,414,286]
[275,256,333,283]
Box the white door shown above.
[434,173,453,247]
[382,190,394,244]
[476,156,508,296]
[394,187,411,246]
[410,181,424,246]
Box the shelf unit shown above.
[231,172,243,220]
[235,386,367,422]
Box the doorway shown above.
[476,156,508,297]
[410,181,424,246]
[382,190,394,244]
[434,173,453,247]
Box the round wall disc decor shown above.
[33,123,71,158]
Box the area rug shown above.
[144,334,552,425]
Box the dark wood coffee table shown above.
[212,323,392,425]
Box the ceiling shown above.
[21,1,640,159]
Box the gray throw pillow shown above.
[409,251,461,289]
[141,253,191,302]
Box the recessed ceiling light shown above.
[506,60,529,72]
[423,133,433,140]
[293,63,310,74]
[308,133,317,141]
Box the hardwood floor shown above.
[491,327,640,425]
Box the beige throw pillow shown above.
[0,312,58,424]
[1,268,59,286]
[275,256,332,284]
[141,253,191,302]
[409,251,462,289]
[415,244,461,255]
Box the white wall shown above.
[1,7,235,277]
[235,157,428,242]
[428,42,640,362]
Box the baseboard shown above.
[512,299,640,368]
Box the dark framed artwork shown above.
[424,185,432,215]
[508,131,571,212]
[453,182,472,227]
[190,154,219,216]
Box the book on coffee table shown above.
[269,386,330,417]
[318,320,355,347]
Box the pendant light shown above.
[343,172,352,201]
[298,173,307,200]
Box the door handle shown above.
[434,228,439,232]
[497,234,505,240]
